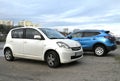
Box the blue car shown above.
[67,30,117,56]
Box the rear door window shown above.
[83,32,99,37]
[12,29,24,38]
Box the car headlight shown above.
[57,42,70,49]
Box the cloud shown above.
[0,0,120,32]
[38,7,120,27]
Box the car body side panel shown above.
[68,30,117,52]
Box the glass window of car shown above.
[40,28,65,39]
[72,32,83,38]
[12,29,23,38]
[83,32,99,37]
[25,28,41,39]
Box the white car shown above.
[3,27,83,68]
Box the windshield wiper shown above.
[59,38,66,39]
[49,37,66,39]
[50,37,58,39]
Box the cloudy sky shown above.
[0,0,120,35]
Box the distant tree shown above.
[0,24,13,34]
[73,29,80,32]
[0,25,5,34]
[14,25,23,28]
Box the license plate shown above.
[75,52,81,56]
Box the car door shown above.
[71,32,84,46]
[81,32,94,48]
[23,28,45,60]
[71,32,96,49]
[81,32,99,49]
[11,29,24,56]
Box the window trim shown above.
[24,28,45,40]
[11,29,24,39]
[82,32,100,37]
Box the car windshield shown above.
[39,28,66,39]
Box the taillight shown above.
[104,36,115,41]
[104,36,111,39]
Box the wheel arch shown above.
[44,49,60,62]
[93,42,107,51]
[4,47,12,54]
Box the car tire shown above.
[45,51,60,68]
[4,49,14,61]
[94,45,107,56]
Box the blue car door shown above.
[72,37,92,49]
[79,36,93,48]
[81,32,97,49]
[71,32,85,47]
[71,32,96,49]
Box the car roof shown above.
[74,30,109,33]
[11,27,41,30]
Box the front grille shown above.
[71,47,81,51]
[71,55,82,59]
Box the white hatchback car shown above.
[4,27,83,68]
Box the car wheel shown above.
[45,51,60,68]
[4,49,14,61]
[94,45,107,56]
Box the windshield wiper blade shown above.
[50,37,66,39]
[50,37,58,39]
[59,38,66,39]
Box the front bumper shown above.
[57,48,83,63]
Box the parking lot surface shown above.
[0,42,120,81]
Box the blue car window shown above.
[83,32,99,37]
[72,32,82,38]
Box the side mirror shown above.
[34,35,41,40]
[67,35,72,39]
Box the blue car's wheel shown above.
[94,45,107,56]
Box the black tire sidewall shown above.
[46,51,60,68]
[4,49,14,61]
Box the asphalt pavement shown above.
[0,50,120,81]
[0,42,4,49]
[0,42,4,56]
[0,42,120,81]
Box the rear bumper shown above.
[83,45,117,52]
[106,45,117,51]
